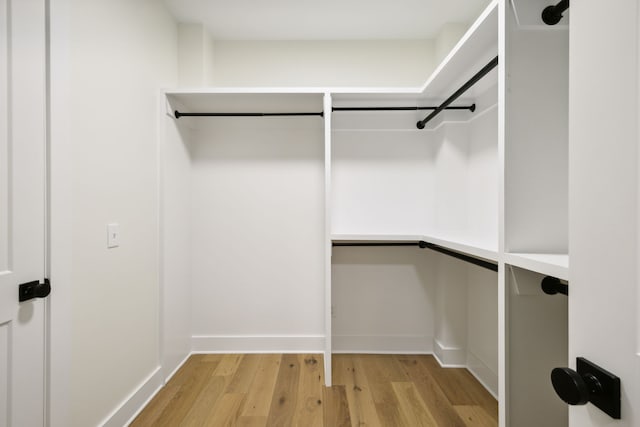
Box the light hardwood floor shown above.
[131,354,497,426]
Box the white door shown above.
[568,0,640,426]
[0,0,48,426]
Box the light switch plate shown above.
[107,223,120,248]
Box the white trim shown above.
[100,367,163,427]
[191,335,325,354]
[466,350,499,399]
[323,92,333,387]
[432,338,467,367]
[48,0,73,424]
[332,335,433,354]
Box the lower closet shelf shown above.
[504,253,569,280]
[331,233,499,264]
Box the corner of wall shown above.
[177,23,215,86]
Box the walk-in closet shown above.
[30,0,638,425]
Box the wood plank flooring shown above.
[131,354,497,427]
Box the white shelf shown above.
[331,233,499,264]
[331,234,424,243]
[165,92,324,115]
[504,252,569,280]
[418,0,498,100]
[421,233,498,263]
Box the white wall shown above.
[189,117,326,352]
[178,23,215,87]
[211,40,435,87]
[331,247,435,353]
[161,117,193,380]
[52,1,178,426]
[331,127,436,235]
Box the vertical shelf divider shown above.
[323,92,333,386]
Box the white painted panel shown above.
[323,93,332,386]
[467,103,499,249]
[569,0,639,426]
[5,0,47,425]
[508,267,567,427]
[331,247,435,353]
[160,115,192,381]
[190,118,325,339]
[467,265,499,397]
[434,123,469,240]
[505,7,568,253]
[0,0,8,274]
[0,322,9,427]
[434,254,468,358]
[331,130,435,235]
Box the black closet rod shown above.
[332,105,475,112]
[418,241,498,272]
[542,0,569,26]
[541,276,568,296]
[416,56,499,129]
[332,240,498,272]
[174,105,477,119]
[174,110,324,119]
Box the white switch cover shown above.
[107,223,120,248]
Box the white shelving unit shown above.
[159,1,571,425]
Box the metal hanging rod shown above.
[418,241,498,272]
[416,56,499,129]
[175,106,478,119]
[541,276,568,296]
[332,240,498,272]
[332,105,475,112]
[542,0,569,25]
[174,110,324,119]
[333,242,422,247]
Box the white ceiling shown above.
[163,0,492,40]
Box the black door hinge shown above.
[19,278,51,302]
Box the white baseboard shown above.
[432,338,467,367]
[99,366,163,427]
[466,351,499,399]
[332,335,433,354]
[191,335,325,353]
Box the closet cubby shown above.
[507,266,568,427]
[505,0,569,267]
[163,91,327,354]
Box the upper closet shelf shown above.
[504,252,569,280]
[330,0,498,123]
[165,92,325,117]
[166,1,498,105]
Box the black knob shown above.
[551,367,603,406]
